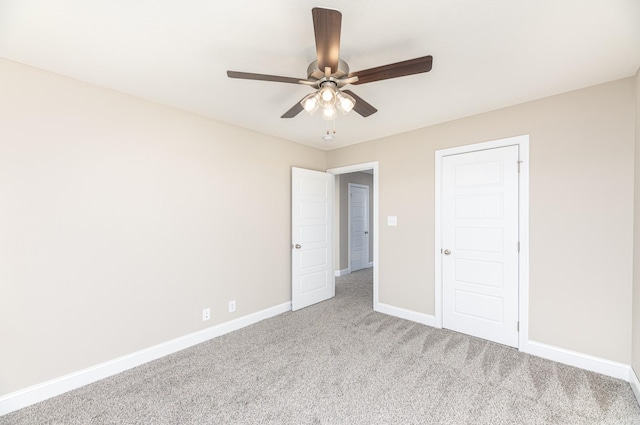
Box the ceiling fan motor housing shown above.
[307,59,350,81]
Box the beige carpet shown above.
[3,268,640,424]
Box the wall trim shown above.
[335,268,351,277]
[0,301,291,416]
[375,301,636,386]
[630,367,640,406]
[376,302,437,328]
[335,264,372,277]
[522,340,630,381]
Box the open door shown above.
[291,167,334,311]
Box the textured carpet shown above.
[3,268,640,424]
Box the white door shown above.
[349,183,369,272]
[442,146,519,347]
[291,167,334,311]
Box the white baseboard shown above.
[335,268,351,277]
[631,367,640,406]
[372,306,633,386]
[0,301,291,416]
[375,302,437,327]
[522,340,630,381]
[335,263,374,277]
[365,301,633,387]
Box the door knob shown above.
[295,244,302,249]
[444,249,451,255]
[364,231,369,234]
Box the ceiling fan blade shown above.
[281,99,305,118]
[312,8,342,75]
[342,90,377,117]
[227,71,302,84]
[349,55,433,85]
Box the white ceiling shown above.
[1,1,639,150]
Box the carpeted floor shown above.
[3,268,640,424]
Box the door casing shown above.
[434,135,529,349]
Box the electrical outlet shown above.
[228,300,236,313]
[202,308,210,321]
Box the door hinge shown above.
[517,321,520,332]
[517,161,523,173]
[517,241,520,253]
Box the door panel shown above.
[455,227,504,253]
[292,168,334,311]
[442,146,519,347]
[455,290,503,322]
[455,259,503,287]
[349,184,369,272]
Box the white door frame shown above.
[434,135,529,349]
[327,162,379,310]
[348,182,370,273]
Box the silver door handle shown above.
[295,244,302,249]
[444,249,451,255]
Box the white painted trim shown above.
[518,139,530,348]
[335,268,351,277]
[327,162,379,311]
[434,147,443,328]
[630,367,640,406]
[522,340,630,381]
[376,303,437,328]
[0,302,291,416]
[335,264,372,277]
[434,135,530,347]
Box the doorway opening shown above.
[327,162,379,310]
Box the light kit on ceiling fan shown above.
[301,92,320,114]
[336,90,355,114]
[301,82,356,121]
[227,7,433,140]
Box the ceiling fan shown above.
[227,7,432,126]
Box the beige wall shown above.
[2,56,637,398]
[0,59,326,395]
[337,172,374,271]
[633,67,640,377]
[327,78,636,364]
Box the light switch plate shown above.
[387,216,398,226]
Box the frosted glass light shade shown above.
[336,91,355,114]
[322,105,337,121]
[319,85,336,108]
[301,92,320,114]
